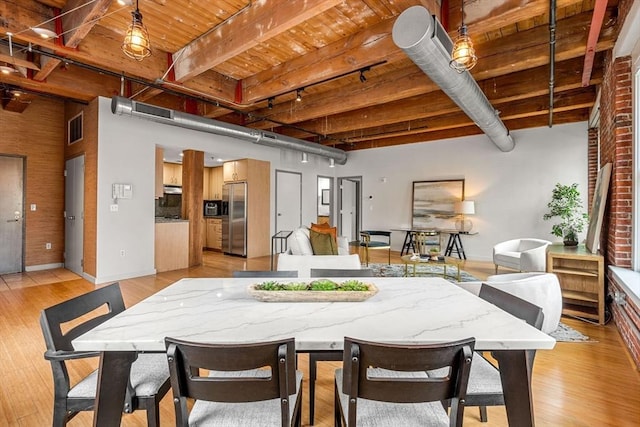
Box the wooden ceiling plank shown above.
[172,0,343,83]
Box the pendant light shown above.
[449,1,477,73]
[122,0,151,61]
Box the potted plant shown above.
[543,183,589,246]
[429,247,440,260]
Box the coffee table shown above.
[401,254,463,281]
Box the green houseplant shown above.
[543,183,589,246]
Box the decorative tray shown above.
[247,282,378,303]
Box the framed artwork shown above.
[585,163,612,253]
[321,189,330,205]
[412,179,464,229]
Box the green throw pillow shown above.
[309,229,338,255]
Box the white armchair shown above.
[457,272,562,334]
[493,238,551,274]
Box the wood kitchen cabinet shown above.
[210,166,223,199]
[155,147,163,198]
[223,159,248,182]
[204,218,222,250]
[203,167,211,199]
[163,162,182,186]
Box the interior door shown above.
[275,170,302,233]
[339,177,361,242]
[0,156,24,274]
[64,155,84,275]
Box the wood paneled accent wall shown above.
[0,97,65,268]
[64,99,98,278]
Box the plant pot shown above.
[563,239,578,247]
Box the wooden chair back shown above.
[165,337,298,427]
[341,336,474,427]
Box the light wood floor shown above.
[1,250,639,426]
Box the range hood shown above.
[392,6,515,152]
[111,96,348,165]
[163,185,182,194]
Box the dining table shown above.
[72,276,556,427]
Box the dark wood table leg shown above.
[492,350,535,427]
[93,351,137,427]
[445,234,456,256]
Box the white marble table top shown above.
[73,277,555,353]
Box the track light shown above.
[0,64,17,74]
[31,27,58,39]
[329,158,335,168]
[296,88,303,102]
[122,0,152,61]
[267,97,274,109]
[301,152,308,163]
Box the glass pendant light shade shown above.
[122,6,151,61]
[450,25,477,73]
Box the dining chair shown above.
[165,336,303,427]
[305,268,374,425]
[335,336,474,427]
[39,283,171,427]
[232,270,298,278]
[359,230,391,266]
[446,284,544,423]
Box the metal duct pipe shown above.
[111,96,348,165]
[392,6,515,152]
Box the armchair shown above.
[493,238,551,274]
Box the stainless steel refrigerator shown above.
[222,182,247,256]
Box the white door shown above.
[0,156,24,274]
[275,170,302,233]
[64,155,84,275]
[339,177,361,242]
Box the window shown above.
[68,111,83,145]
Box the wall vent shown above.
[68,111,83,145]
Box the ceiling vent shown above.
[111,96,348,164]
[392,6,515,152]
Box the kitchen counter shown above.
[155,217,189,223]
[155,220,189,272]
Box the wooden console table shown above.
[546,244,605,324]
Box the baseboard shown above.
[25,263,64,272]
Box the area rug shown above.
[550,322,591,342]
[365,263,478,282]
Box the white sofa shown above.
[277,227,360,277]
[457,272,562,334]
[492,238,552,274]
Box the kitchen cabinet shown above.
[155,147,163,198]
[210,166,223,199]
[203,167,211,199]
[223,159,248,182]
[546,244,605,324]
[163,162,182,186]
[205,218,222,250]
[155,221,189,272]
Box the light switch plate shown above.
[110,204,119,212]
[30,204,36,211]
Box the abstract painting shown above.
[412,180,464,229]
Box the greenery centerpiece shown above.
[249,279,377,302]
[543,183,589,246]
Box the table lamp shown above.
[454,200,475,233]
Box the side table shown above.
[271,230,292,270]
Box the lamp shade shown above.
[454,200,475,215]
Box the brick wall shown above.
[587,127,599,209]
[598,0,637,369]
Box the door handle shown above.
[6,219,19,222]
[67,216,75,220]
[277,213,282,216]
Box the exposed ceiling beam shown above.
[581,0,608,87]
[172,0,343,83]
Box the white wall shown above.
[342,122,589,261]
[95,96,588,281]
